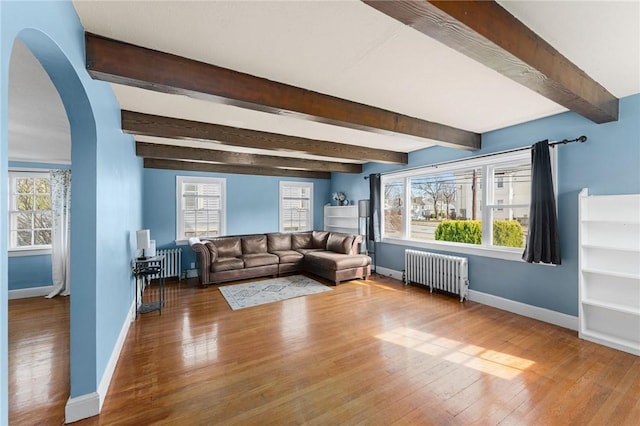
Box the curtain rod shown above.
[364,135,587,179]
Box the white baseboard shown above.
[372,267,578,331]
[375,266,403,281]
[8,284,53,300]
[65,299,135,423]
[467,290,578,331]
[65,392,100,423]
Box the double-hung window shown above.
[8,171,52,251]
[176,176,226,241]
[280,182,313,232]
[381,149,555,260]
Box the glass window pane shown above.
[17,231,32,247]
[492,207,528,248]
[409,168,482,243]
[36,178,50,194]
[383,178,404,238]
[493,162,530,206]
[16,178,33,193]
[35,195,50,210]
[17,195,34,210]
[183,211,196,233]
[34,212,52,229]
[35,230,52,245]
[15,212,33,230]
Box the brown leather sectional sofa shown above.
[189,231,371,286]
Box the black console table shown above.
[133,255,165,317]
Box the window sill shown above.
[8,248,52,257]
[381,237,525,262]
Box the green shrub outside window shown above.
[435,220,524,248]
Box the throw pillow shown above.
[326,233,354,255]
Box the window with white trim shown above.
[381,149,555,254]
[279,181,313,232]
[8,171,52,250]
[176,176,226,240]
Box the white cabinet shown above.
[324,205,359,235]
[579,188,640,355]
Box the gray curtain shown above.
[523,140,561,265]
[369,173,381,242]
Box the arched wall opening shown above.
[2,2,143,423]
[6,27,99,420]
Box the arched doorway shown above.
[6,37,72,423]
[2,23,98,423]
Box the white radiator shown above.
[148,248,182,280]
[404,249,469,302]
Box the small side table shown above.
[133,255,165,317]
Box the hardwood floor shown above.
[10,275,640,425]
[9,295,69,425]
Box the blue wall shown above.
[1,1,143,418]
[8,255,52,290]
[143,168,330,270]
[7,162,68,291]
[332,94,640,317]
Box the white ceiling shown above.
[8,0,640,165]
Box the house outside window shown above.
[381,149,555,259]
[280,181,313,232]
[176,176,226,241]
[8,171,52,250]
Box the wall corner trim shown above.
[65,300,135,423]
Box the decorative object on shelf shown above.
[332,191,346,206]
[342,199,349,206]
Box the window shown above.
[280,182,313,232]
[8,172,52,250]
[381,149,555,259]
[176,176,226,241]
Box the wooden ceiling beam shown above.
[86,33,480,150]
[123,110,407,165]
[363,0,618,124]
[144,158,331,179]
[136,142,362,173]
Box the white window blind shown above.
[280,182,313,232]
[176,176,226,240]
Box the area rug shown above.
[219,275,331,310]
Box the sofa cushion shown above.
[326,233,355,255]
[305,251,371,271]
[312,231,330,249]
[291,233,313,250]
[242,235,268,254]
[215,238,242,258]
[267,233,291,251]
[211,257,244,272]
[204,241,218,263]
[270,250,304,264]
[295,248,326,255]
[241,253,279,268]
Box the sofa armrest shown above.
[189,237,211,285]
[350,234,363,255]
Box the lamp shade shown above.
[358,199,370,218]
[136,229,150,250]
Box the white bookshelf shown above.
[324,205,359,235]
[578,188,640,355]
